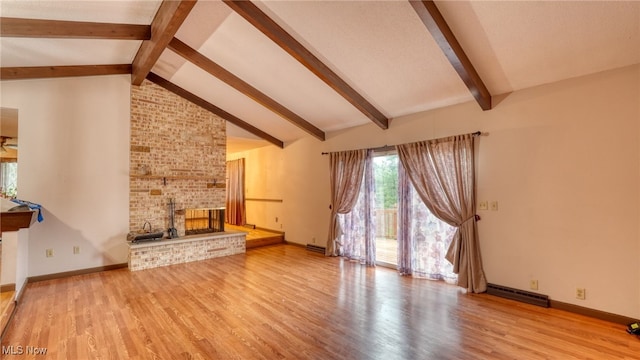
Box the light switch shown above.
[490,201,498,211]
[479,201,488,210]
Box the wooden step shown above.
[246,235,284,249]
[1,291,16,338]
[225,223,285,249]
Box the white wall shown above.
[232,64,640,319]
[1,231,17,286]
[1,75,130,277]
[15,228,29,295]
[0,229,29,296]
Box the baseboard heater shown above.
[306,244,326,254]
[486,283,549,308]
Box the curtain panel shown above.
[225,158,246,226]
[396,134,487,293]
[326,149,367,256]
[396,162,413,275]
[397,162,457,281]
[339,150,376,265]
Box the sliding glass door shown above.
[338,150,456,281]
[373,153,398,266]
[372,152,455,281]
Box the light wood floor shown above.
[2,244,639,359]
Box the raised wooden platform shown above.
[0,290,15,339]
[224,224,284,249]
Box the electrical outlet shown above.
[73,246,80,255]
[275,217,279,223]
[576,287,586,300]
[490,201,499,211]
[46,249,54,258]
[312,237,316,244]
[530,280,539,290]
[479,201,488,210]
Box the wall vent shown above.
[306,244,326,254]
[486,283,549,308]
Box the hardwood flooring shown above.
[0,290,15,337]
[2,244,639,359]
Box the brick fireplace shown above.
[127,80,245,270]
[130,80,226,236]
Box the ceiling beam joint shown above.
[131,0,197,85]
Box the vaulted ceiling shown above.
[2,1,639,153]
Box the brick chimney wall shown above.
[129,80,226,236]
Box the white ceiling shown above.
[1,1,639,154]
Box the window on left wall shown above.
[1,108,19,198]
[0,161,17,198]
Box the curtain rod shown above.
[321,131,482,155]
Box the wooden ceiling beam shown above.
[224,0,389,130]
[409,0,492,111]
[131,0,197,85]
[146,72,284,149]
[0,17,150,40]
[168,37,326,141]
[1,64,131,80]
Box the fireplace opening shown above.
[185,207,225,235]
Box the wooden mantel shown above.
[1,209,36,232]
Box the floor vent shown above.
[306,244,326,254]
[486,283,549,308]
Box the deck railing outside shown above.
[375,208,398,265]
[375,208,398,239]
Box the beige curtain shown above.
[339,149,376,265]
[396,134,487,293]
[326,150,367,256]
[225,158,246,225]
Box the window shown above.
[1,161,17,198]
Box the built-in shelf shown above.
[130,174,221,181]
[130,174,226,187]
